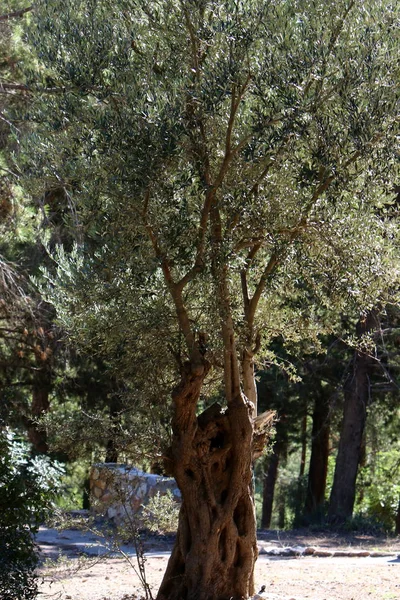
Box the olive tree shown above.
[12,0,400,598]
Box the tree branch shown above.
[142,190,199,361]
[225,74,251,157]
[243,124,390,330]
[174,5,215,293]
[247,252,279,328]
[210,202,241,403]
[181,4,199,76]
[176,186,214,292]
[212,73,252,192]
[240,243,262,314]
[0,82,30,93]
[0,6,33,22]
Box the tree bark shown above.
[395,498,400,535]
[158,361,259,600]
[27,384,50,454]
[277,493,285,530]
[299,411,307,478]
[260,430,287,529]
[242,348,258,417]
[261,443,280,529]
[25,310,57,455]
[328,312,378,523]
[27,356,52,454]
[328,355,368,522]
[304,390,331,517]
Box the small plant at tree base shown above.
[142,491,180,535]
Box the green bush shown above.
[142,490,180,535]
[341,514,388,535]
[0,430,64,600]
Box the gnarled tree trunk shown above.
[158,360,267,600]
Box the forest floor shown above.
[37,527,400,600]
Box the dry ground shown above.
[38,530,400,600]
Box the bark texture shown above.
[328,312,378,522]
[304,392,331,516]
[27,384,50,453]
[261,426,287,530]
[157,360,267,600]
[395,498,400,535]
[27,354,52,454]
[328,355,368,521]
[261,444,280,530]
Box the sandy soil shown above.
[38,530,400,600]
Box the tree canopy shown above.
[19,0,399,365]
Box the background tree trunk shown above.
[261,445,280,530]
[299,410,307,478]
[328,354,368,522]
[27,384,50,454]
[293,406,308,525]
[395,498,400,535]
[277,493,285,529]
[328,312,378,523]
[304,390,331,517]
[27,355,52,454]
[261,432,286,529]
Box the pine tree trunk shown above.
[260,428,288,530]
[304,392,330,516]
[26,316,56,454]
[328,353,368,521]
[395,498,400,535]
[299,411,307,478]
[261,443,280,529]
[328,312,378,523]
[158,362,258,600]
[27,367,51,454]
[293,408,308,524]
[277,494,285,530]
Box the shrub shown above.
[0,429,64,600]
[142,490,180,535]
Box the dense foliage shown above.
[0,430,63,600]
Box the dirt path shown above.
[38,530,400,600]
